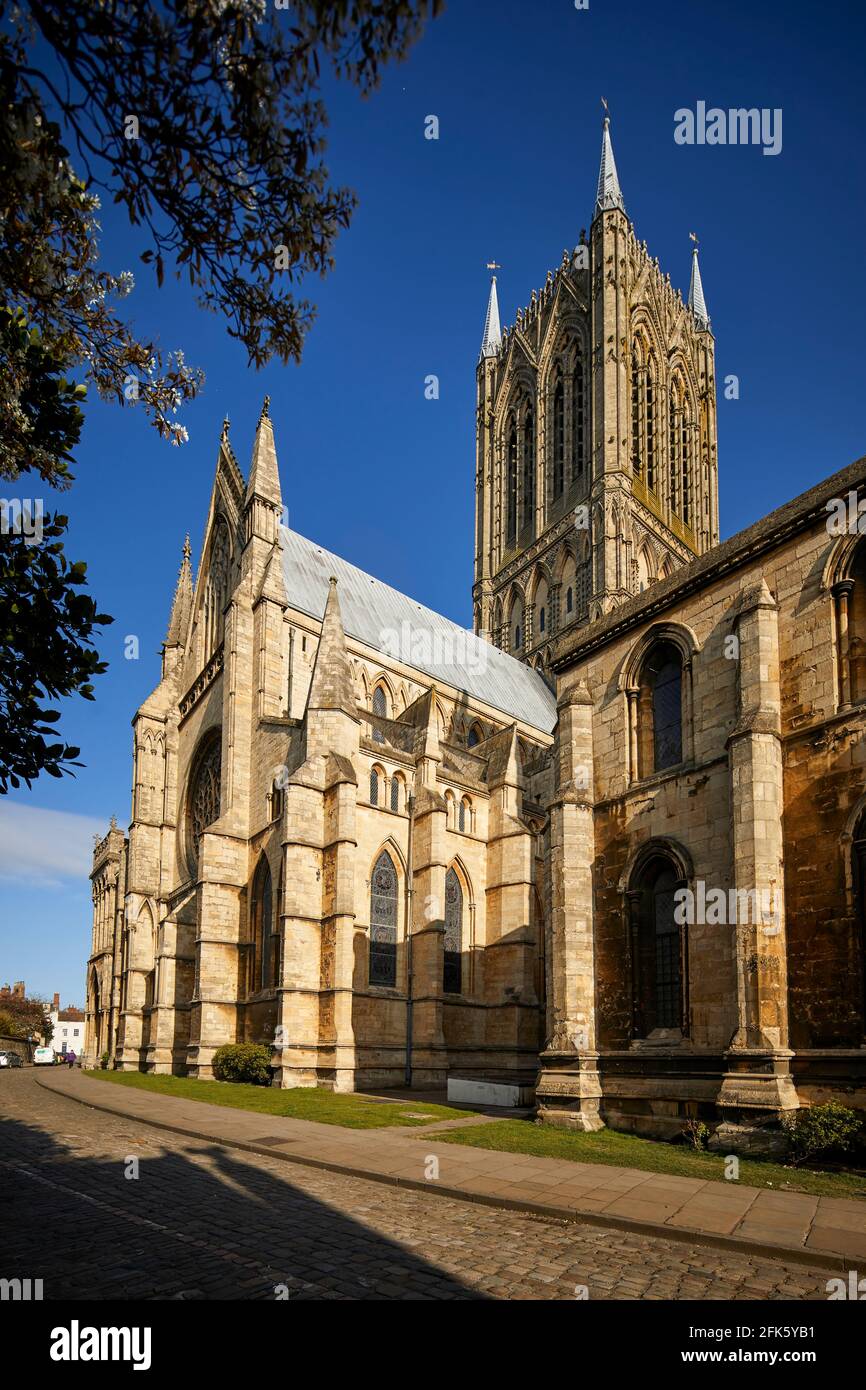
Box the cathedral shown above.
[85,117,866,1152]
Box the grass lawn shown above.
[434,1118,866,1201]
[82,1069,478,1130]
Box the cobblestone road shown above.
[0,1071,832,1301]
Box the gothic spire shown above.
[245,396,282,510]
[306,578,355,716]
[688,239,710,331]
[595,111,625,215]
[480,275,502,359]
[164,534,193,648]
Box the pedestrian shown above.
[67,1049,76,1069]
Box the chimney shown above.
[53,992,60,1012]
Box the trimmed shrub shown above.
[782,1102,862,1165]
[100,1051,110,1070]
[212,1043,272,1086]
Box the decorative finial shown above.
[261,395,270,420]
[601,95,610,125]
[110,814,117,830]
[183,534,191,563]
[689,230,700,250]
[221,415,230,440]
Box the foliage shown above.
[2,0,441,443]
[681,1117,710,1151]
[782,1103,863,1165]
[0,0,438,788]
[100,1051,110,1070]
[0,505,112,791]
[0,990,52,1041]
[212,1042,272,1085]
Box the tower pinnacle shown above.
[688,235,710,330]
[595,108,625,215]
[480,273,502,359]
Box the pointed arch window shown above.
[390,774,401,813]
[636,640,683,774]
[631,343,658,491]
[506,419,518,545]
[444,867,463,995]
[572,353,587,481]
[250,857,274,993]
[631,347,644,480]
[566,586,574,615]
[187,732,222,872]
[681,407,692,527]
[552,378,565,499]
[669,386,681,516]
[628,853,688,1037]
[370,767,380,805]
[646,360,657,492]
[372,684,387,744]
[522,410,535,532]
[467,724,482,749]
[369,851,398,987]
[203,517,230,659]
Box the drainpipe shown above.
[404,791,416,1088]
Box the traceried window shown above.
[522,410,535,532]
[680,409,692,527]
[203,517,230,659]
[572,354,587,481]
[443,867,463,995]
[552,378,565,499]
[369,851,398,987]
[188,734,221,871]
[506,419,518,545]
[372,685,387,744]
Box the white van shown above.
[33,1046,55,1066]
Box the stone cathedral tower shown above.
[473,115,719,668]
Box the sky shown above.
[2,0,865,1008]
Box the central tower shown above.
[472,115,719,668]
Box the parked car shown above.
[32,1045,55,1065]
[0,1050,24,1068]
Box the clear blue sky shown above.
[1,0,864,1008]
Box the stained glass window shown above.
[369,851,398,987]
[189,735,221,870]
[444,867,462,994]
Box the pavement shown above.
[38,1068,866,1271]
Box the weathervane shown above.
[689,231,700,250]
[486,261,501,276]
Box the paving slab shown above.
[37,1069,866,1271]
